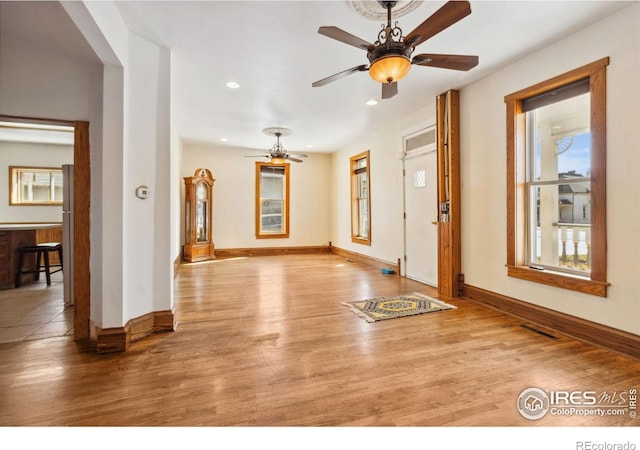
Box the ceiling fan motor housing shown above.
[367,45,412,83]
[366,0,414,83]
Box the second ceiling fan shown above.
[312,0,479,99]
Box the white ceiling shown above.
[0,1,631,153]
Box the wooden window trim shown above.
[504,57,609,297]
[255,161,290,239]
[350,150,371,246]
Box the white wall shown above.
[61,2,174,328]
[459,3,640,335]
[0,34,98,120]
[182,143,332,249]
[330,104,436,266]
[0,141,73,222]
[123,33,173,322]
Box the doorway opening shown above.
[0,115,90,343]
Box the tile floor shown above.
[0,271,74,344]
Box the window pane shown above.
[529,184,591,273]
[558,133,591,178]
[31,185,50,202]
[261,168,284,199]
[261,200,283,232]
[530,93,590,182]
[358,198,368,238]
[52,172,63,201]
[357,166,368,239]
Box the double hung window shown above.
[504,58,609,297]
[255,162,290,238]
[350,151,371,245]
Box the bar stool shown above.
[15,242,63,287]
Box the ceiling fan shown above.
[245,127,308,163]
[312,0,479,99]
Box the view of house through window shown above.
[10,166,63,205]
[255,162,290,238]
[350,151,371,245]
[525,83,591,274]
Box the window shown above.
[350,150,371,245]
[255,162,289,238]
[9,166,63,205]
[504,58,609,297]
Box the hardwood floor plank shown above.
[0,253,639,427]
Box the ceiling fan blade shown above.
[286,156,304,163]
[312,64,368,87]
[381,81,398,99]
[404,1,472,48]
[244,155,269,158]
[287,153,308,158]
[412,53,478,71]
[318,26,372,50]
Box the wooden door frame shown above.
[0,115,90,340]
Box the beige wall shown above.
[181,142,332,249]
[330,106,436,266]
[459,3,640,335]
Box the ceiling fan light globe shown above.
[271,157,286,164]
[368,55,411,83]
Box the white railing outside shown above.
[536,224,591,272]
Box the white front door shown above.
[403,149,438,286]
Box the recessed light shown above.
[366,99,378,106]
[306,144,313,149]
[226,81,240,89]
[220,138,228,142]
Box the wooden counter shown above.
[0,223,63,289]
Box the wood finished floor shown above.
[0,253,638,426]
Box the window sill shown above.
[507,265,609,297]
[256,234,289,239]
[351,237,371,246]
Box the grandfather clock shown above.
[183,168,215,262]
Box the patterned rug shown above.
[341,292,456,323]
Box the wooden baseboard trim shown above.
[330,246,400,275]
[94,309,176,354]
[214,246,331,258]
[463,284,640,360]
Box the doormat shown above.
[341,292,456,323]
